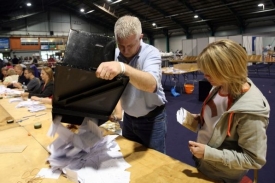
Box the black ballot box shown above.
[198,79,212,102]
[52,29,129,125]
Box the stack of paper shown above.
[0,85,23,96]
[28,104,46,112]
[16,100,40,108]
[47,117,131,183]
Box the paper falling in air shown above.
[47,117,131,183]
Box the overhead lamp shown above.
[258,3,264,10]
[80,8,85,12]
[152,23,156,26]
[26,2,31,6]
[111,0,122,4]
[194,15,198,18]
[86,10,94,14]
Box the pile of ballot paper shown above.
[47,117,131,183]
[12,99,46,112]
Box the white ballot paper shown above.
[47,117,131,183]
[176,107,199,132]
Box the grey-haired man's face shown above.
[117,34,143,59]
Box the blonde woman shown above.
[22,67,54,98]
[3,68,18,86]
[184,40,270,182]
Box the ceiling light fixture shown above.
[80,8,85,12]
[258,3,265,10]
[152,23,156,26]
[26,3,31,6]
[194,15,198,18]
[110,0,122,5]
[86,10,94,14]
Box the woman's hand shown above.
[31,96,40,101]
[189,141,205,159]
[191,113,200,120]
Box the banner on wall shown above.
[41,45,49,50]
[0,38,9,49]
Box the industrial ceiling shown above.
[0,0,275,37]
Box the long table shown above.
[0,97,216,183]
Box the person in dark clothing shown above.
[0,67,8,81]
[33,57,38,67]
[0,59,6,81]
[15,68,40,92]
[21,67,54,98]
[12,55,19,65]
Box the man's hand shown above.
[96,61,121,80]
[189,141,205,159]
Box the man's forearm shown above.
[124,64,157,93]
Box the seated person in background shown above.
[12,55,19,65]
[21,67,54,98]
[3,68,18,86]
[1,67,8,81]
[187,40,269,183]
[6,62,13,69]
[8,64,29,89]
[14,68,40,92]
[47,55,56,67]
[30,64,40,78]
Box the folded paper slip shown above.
[176,108,198,132]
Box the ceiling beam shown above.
[178,0,214,34]
[0,11,44,25]
[220,0,245,33]
[117,4,153,36]
[60,3,114,31]
[140,0,190,36]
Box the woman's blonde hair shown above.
[197,39,248,99]
[114,15,142,40]
[42,67,54,83]
[7,68,16,76]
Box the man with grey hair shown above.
[96,15,167,154]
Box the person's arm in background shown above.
[31,96,52,104]
[109,100,123,122]
[12,82,22,89]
